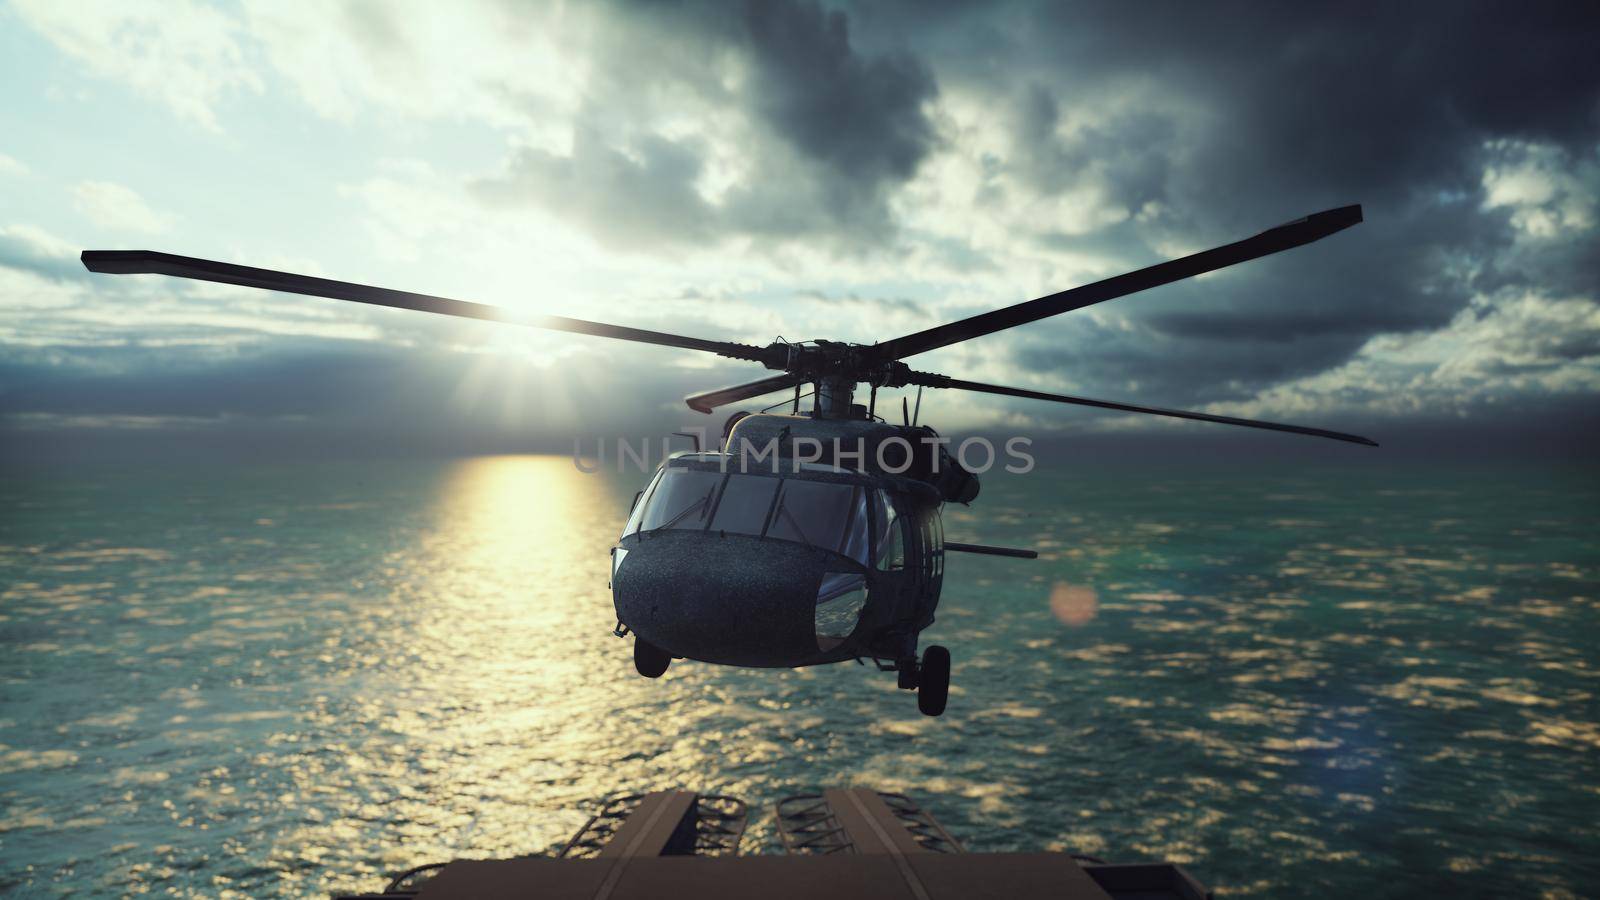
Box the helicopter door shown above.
[906,503,943,622]
[926,506,944,595]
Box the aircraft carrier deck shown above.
[334,787,1211,899]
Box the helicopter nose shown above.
[613,532,829,667]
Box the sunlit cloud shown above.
[13,0,263,130]
[71,181,175,235]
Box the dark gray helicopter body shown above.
[81,205,1375,716]
[612,413,976,713]
[611,447,942,669]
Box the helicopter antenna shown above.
[912,386,923,427]
[763,388,811,414]
[902,397,910,426]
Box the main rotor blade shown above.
[908,372,1378,446]
[685,373,805,414]
[872,205,1362,361]
[81,250,772,363]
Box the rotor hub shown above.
[762,339,914,389]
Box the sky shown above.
[1,0,1598,462]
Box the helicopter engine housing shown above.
[724,413,979,504]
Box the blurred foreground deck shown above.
[337,788,1211,900]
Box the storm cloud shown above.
[3,0,1598,456]
[475,0,938,250]
[864,0,1600,419]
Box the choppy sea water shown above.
[1,455,1596,898]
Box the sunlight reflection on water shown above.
[1,457,1597,898]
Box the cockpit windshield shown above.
[625,467,874,565]
[636,468,720,533]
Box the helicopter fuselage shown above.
[610,414,964,670]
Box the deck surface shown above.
[417,853,1115,900]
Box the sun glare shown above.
[428,456,615,604]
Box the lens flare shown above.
[1049,582,1098,627]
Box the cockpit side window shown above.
[875,490,905,571]
[637,468,721,533]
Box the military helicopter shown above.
[82,204,1371,716]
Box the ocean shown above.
[1,455,1596,897]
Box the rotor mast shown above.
[814,376,857,418]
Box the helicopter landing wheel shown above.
[633,638,671,678]
[917,645,950,717]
